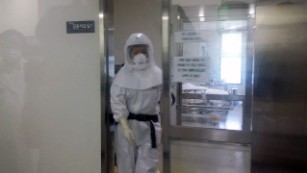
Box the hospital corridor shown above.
[0,0,306,173]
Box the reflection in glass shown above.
[0,29,30,173]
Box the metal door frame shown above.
[99,0,111,172]
[161,0,171,172]
[100,0,116,172]
[161,0,253,172]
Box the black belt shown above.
[128,113,158,148]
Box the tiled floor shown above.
[169,141,251,173]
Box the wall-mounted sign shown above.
[171,57,209,83]
[66,20,95,33]
[174,31,206,43]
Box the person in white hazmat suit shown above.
[111,33,162,173]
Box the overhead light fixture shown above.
[199,7,205,22]
[249,4,255,18]
[200,16,205,22]
[162,15,169,20]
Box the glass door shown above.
[161,0,255,172]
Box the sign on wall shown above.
[174,31,207,43]
[66,20,95,33]
[171,57,209,83]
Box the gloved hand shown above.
[119,118,134,143]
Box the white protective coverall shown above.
[111,33,162,173]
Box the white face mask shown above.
[132,53,149,70]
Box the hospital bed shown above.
[180,83,233,127]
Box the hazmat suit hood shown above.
[113,33,162,89]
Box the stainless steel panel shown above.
[253,1,307,172]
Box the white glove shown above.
[119,118,134,143]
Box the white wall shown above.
[114,0,162,67]
[0,0,101,173]
[0,0,39,35]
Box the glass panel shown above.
[170,0,255,131]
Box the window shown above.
[220,32,242,84]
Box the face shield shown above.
[127,44,150,70]
[127,44,149,63]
